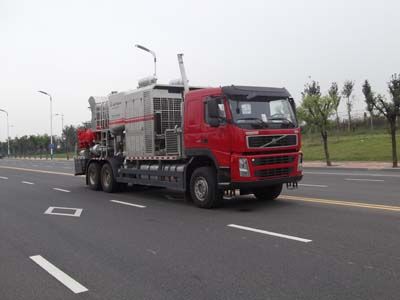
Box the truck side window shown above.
[204,99,226,125]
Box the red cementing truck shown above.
[74,54,302,208]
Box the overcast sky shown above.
[1,0,399,140]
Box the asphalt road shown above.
[1,158,400,299]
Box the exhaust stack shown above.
[177,54,189,96]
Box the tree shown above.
[369,74,400,167]
[62,125,78,150]
[362,80,375,130]
[61,125,78,159]
[328,82,341,129]
[342,80,354,131]
[298,81,335,166]
[302,80,321,98]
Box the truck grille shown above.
[247,135,297,148]
[255,167,291,178]
[165,129,179,155]
[252,156,294,166]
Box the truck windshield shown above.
[228,97,297,129]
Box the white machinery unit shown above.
[89,84,189,159]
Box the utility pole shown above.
[55,113,68,159]
[0,109,10,157]
[38,91,54,160]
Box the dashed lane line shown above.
[282,195,400,212]
[299,183,328,188]
[110,200,146,208]
[227,224,312,243]
[53,188,71,193]
[21,181,34,185]
[0,176,8,179]
[30,255,88,294]
[345,178,384,182]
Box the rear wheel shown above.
[190,167,222,208]
[101,163,118,193]
[253,184,283,201]
[87,162,101,191]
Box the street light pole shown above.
[38,90,53,160]
[55,113,68,159]
[135,44,157,78]
[55,113,64,134]
[0,109,10,157]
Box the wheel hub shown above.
[194,176,208,201]
[103,169,111,188]
[89,169,96,185]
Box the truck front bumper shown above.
[227,175,303,190]
[219,151,303,190]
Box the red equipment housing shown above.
[77,128,95,149]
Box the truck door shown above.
[202,97,232,167]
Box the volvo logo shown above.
[270,138,279,144]
[260,135,287,148]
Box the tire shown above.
[87,162,101,191]
[190,167,222,208]
[100,163,118,193]
[253,184,283,201]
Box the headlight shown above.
[298,153,303,172]
[239,158,250,177]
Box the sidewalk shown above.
[304,161,399,170]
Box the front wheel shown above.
[253,184,283,201]
[190,167,222,209]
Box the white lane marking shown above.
[30,255,88,294]
[305,171,400,178]
[227,224,312,243]
[22,181,34,185]
[53,188,71,193]
[110,200,146,208]
[0,176,8,179]
[32,164,39,167]
[0,165,74,176]
[345,178,384,182]
[44,206,83,217]
[299,183,328,188]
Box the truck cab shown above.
[183,86,302,206]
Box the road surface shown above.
[1,158,399,299]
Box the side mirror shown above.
[207,100,219,119]
[208,118,220,127]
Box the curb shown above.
[304,161,400,170]
[4,157,70,161]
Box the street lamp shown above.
[55,113,64,134]
[135,44,157,78]
[38,90,54,160]
[0,109,10,157]
[55,113,69,160]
